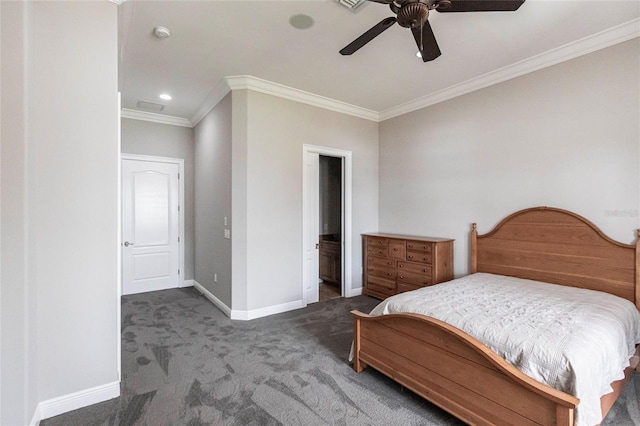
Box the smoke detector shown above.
[153,26,171,39]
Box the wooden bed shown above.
[351,206,639,426]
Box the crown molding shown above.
[190,79,233,127]
[224,75,379,122]
[144,20,638,128]
[379,18,640,121]
[120,108,193,128]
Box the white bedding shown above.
[365,273,640,426]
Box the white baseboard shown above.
[231,299,304,321]
[30,405,41,426]
[193,280,232,317]
[193,280,304,321]
[182,279,194,288]
[32,380,120,425]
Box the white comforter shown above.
[367,273,640,426]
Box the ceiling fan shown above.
[340,0,525,62]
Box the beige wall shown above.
[1,2,37,423]
[379,39,640,277]
[241,90,379,312]
[1,2,119,423]
[32,1,119,403]
[121,118,195,280]
[194,94,233,307]
[231,90,249,311]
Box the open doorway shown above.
[302,145,352,306]
[318,155,342,301]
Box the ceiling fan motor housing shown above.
[396,1,430,28]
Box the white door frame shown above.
[121,153,186,294]
[302,144,353,305]
[117,95,122,382]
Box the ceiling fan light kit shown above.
[340,0,525,62]
[396,1,429,28]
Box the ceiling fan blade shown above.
[411,21,441,62]
[437,0,525,12]
[340,17,397,56]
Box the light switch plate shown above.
[224,229,231,239]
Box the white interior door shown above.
[303,151,320,304]
[122,159,180,295]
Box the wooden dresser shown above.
[362,233,454,300]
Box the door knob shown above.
[124,241,134,247]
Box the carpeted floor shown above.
[42,288,639,426]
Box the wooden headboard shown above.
[470,206,640,308]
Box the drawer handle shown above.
[399,264,403,268]
[399,275,404,279]
[393,248,398,251]
[387,262,392,265]
[387,273,393,277]
[408,255,413,259]
[408,244,413,248]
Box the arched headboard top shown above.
[470,206,639,308]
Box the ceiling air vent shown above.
[136,100,165,112]
[338,0,368,12]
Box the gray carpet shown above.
[42,288,639,426]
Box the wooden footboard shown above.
[352,310,579,426]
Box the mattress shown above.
[366,273,640,426]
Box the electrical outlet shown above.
[224,229,231,239]
[224,216,228,226]
[214,273,217,283]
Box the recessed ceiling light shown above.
[159,94,172,100]
[289,14,314,30]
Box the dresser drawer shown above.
[367,258,397,280]
[368,256,395,268]
[388,240,406,260]
[398,262,432,275]
[406,250,432,264]
[397,270,432,287]
[398,282,423,294]
[367,236,388,249]
[366,237,388,257]
[366,246,388,257]
[366,276,396,296]
[406,240,432,252]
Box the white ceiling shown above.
[118,0,640,124]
